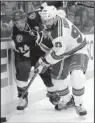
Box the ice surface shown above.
[7,76,94,123]
[7,57,94,123]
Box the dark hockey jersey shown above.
[12,11,42,56]
[12,11,53,58]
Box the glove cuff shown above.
[41,57,50,66]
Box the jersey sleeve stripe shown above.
[40,43,51,53]
[58,16,63,37]
[51,38,87,60]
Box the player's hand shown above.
[34,57,50,74]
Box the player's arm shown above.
[34,36,66,73]
[45,36,66,64]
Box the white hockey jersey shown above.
[44,15,88,65]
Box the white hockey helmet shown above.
[41,2,47,8]
[39,5,57,24]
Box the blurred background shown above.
[1,1,94,37]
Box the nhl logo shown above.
[16,34,23,43]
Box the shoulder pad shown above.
[28,12,37,20]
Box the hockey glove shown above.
[35,57,50,74]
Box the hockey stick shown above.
[1,69,39,122]
[75,2,94,8]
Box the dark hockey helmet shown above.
[12,10,27,21]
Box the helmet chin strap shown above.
[23,20,28,30]
[18,27,24,31]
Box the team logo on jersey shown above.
[16,34,23,43]
[29,13,36,20]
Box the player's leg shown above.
[15,52,31,110]
[31,54,60,106]
[40,68,60,105]
[51,59,74,110]
[52,78,74,110]
[70,54,89,116]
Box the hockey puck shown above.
[0,117,7,122]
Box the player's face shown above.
[42,18,54,29]
[14,18,27,31]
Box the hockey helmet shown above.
[12,10,27,21]
[39,5,57,22]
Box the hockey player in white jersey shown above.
[35,5,89,116]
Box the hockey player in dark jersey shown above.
[12,10,41,110]
[12,9,60,110]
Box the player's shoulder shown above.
[61,17,74,36]
[27,11,42,30]
[28,12,37,20]
[28,11,41,21]
[51,17,70,39]
[63,18,71,28]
